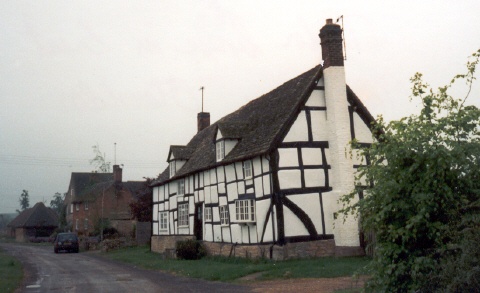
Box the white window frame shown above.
[169,161,176,178]
[159,211,168,232]
[216,140,225,161]
[70,203,73,214]
[178,179,185,195]
[75,203,79,211]
[84,201,89,210]
[178,203,189,227]
[220,205,229,226]
[235,199,256,222]
[243,160,253,179]
[84,218,88,230]
[204,207,212,221]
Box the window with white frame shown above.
[70,203,73,214]
[236,199,256,222]
[216,140,225,161]
[84,218,88,230]
[178,203,189,227]
[178,179,185,195]
[243,160,252,178]
[220,205,229,226]
[75,203,79,211]
[84,201,89,210]
[204,207,212,221]
[159,212,168,232]
[169,161,176,177]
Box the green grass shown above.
[103,246,370,282]
[0,247,23,293]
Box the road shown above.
[0,243,249,293]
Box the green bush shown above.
[175,239,206,260]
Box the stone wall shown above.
[151,235,195,254]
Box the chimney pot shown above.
[326,18,333,24]
[319,18,344,68]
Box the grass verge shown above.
[0,247,23,293]
[102,245,370,282]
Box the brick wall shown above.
[151,235,195,253]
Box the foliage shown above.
[175,239,206,260]
[49,192,64,215]
[93,218,111,237]
[129,178,153,222]
[89,144,111,173]
[103,245,370,282]
[0,247,23,293]
[17,190,29,213]
[339,49,480,292]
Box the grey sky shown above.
[1,1,479,213]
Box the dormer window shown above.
[216,140,225,162]
[169,161,176,178]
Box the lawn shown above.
[103,245,371,282]
[0,247,23,293]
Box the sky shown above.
[1,1,479,213]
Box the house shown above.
[151,19,375,259]
[7,202,59,242]
[64,165,145,237]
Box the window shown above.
[159,212,168,232]
[178,179,185,195]
[75,203,79,211]
[169,161,176,177]
[84,201,89,210]
[70,203,73,214]
[216,140,225,161]
[220,205,229,226]
[178,203,189,227]
[204,207,212,221]
[236,199,256,222]
[244,160,252,178]
[75,219,79,230]
[84,218,88,230]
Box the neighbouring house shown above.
[64,165,145,237]
[151,19,375,259]
[7,202,59,242]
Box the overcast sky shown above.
[1,1,479,213]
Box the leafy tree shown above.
[17,189,29,212]
[129,179,153,222]
[340,50,480,292]
[50,192,67,230]
[89,143,111,173]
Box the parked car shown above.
[54,232,79,253]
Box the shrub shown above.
[176,239,206,260]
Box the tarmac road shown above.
[0,243,249,293]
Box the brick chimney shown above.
[319,18,344,68]
[197,112,210,133]
[113,165,122,183]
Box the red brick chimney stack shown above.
[113,164,122,183]
[197,112,210,133]
[319,18,344,68]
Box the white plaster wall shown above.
[204,186,211,204]
[288,193,323,234]
[176,160,186,172]
[210,169,217,184]
[283,111,309,142]
[205,223,213,241]
[241,225,249,243]
[278,148,298,167]
[204,171,211,186]
[216,131,223,140]
[283,206,309,237]
[305,89,326,107]
[311,111,329,141]
[235,162,244,180]
[351,149,366,166]
[225,140,237,156]
[210,186,218,203]
[153,204,158,221]
[231,225,241,243]
[222,226,231,242]
[153,222,158,234]
[262,156,270,173]
[262,175,271,196]
[212,206,220,222]
[237,181,245,195]
[252,157,262,176]
[353,112,374,143]
[218,182,226,194]
[227,182,238,201]
[278,170,302,189]
[225,164,236,183]
[218,195,227,206]
[213,224,222,242]
[217,166,225,183]
[304,169,325,188]
[249,224,258,243]
[254,176,263,198]
[324,66,359,247]
[169,193,177,209]
[159,203,164,211]
[255,199,272,242]
[302,148,323,165]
